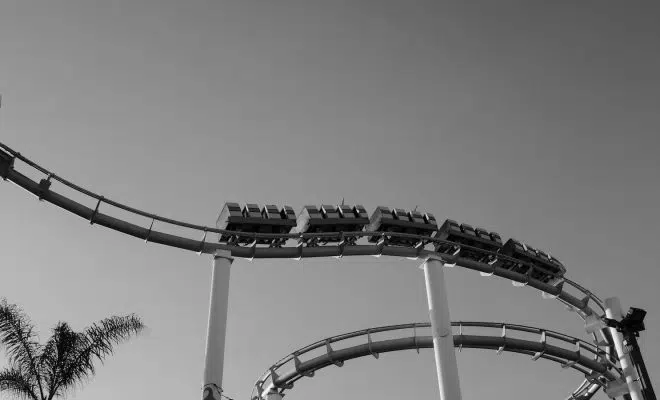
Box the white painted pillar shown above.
[604,297,644,400]
[422,257,462,400]
[202,250,234,400]
[266,390,284,400]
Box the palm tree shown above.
[0,298,144,400]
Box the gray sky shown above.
[1,1,659,400]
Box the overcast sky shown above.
[1,2,659,400]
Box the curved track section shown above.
[0,143,605,315]
[0,143,618,399]
[253,322,622,400]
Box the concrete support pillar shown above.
[422,257,462,400]
[604,297,644,400]
[202,250,234,400]
[266,391,284,400]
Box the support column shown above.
[604,297,644,400]
[266,390,284,400]
[202,250,234,400]
[422,257,462,400]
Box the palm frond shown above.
[50,314,144,397]
[0,367,39,400]
[0,299,44,398]
[38,322,78,396]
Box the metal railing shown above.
[252,321,623,400]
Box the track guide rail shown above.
[252,322,623,400]
[0,142,620,400]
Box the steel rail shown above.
[0,143,617,400]
[252,322,622,400]
[0,142,606,312]
[0,165,604,314]
[0,142,214,232]
[265,322,609,373]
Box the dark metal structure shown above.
[606,308,656,400]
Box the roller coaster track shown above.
[0,142,621,399]
[252,321,623,400]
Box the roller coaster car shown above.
[294,204,370,244]
[0,149,14,180]
[498,239,536,276]
[216,202,296,245]
[498,239,566,284]
[433,220,502,261]
[366,206,437,247]
[535,249,566,282]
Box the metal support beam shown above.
[423,257,462,400]
[604,297,643,400]
[202,250,234,400]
